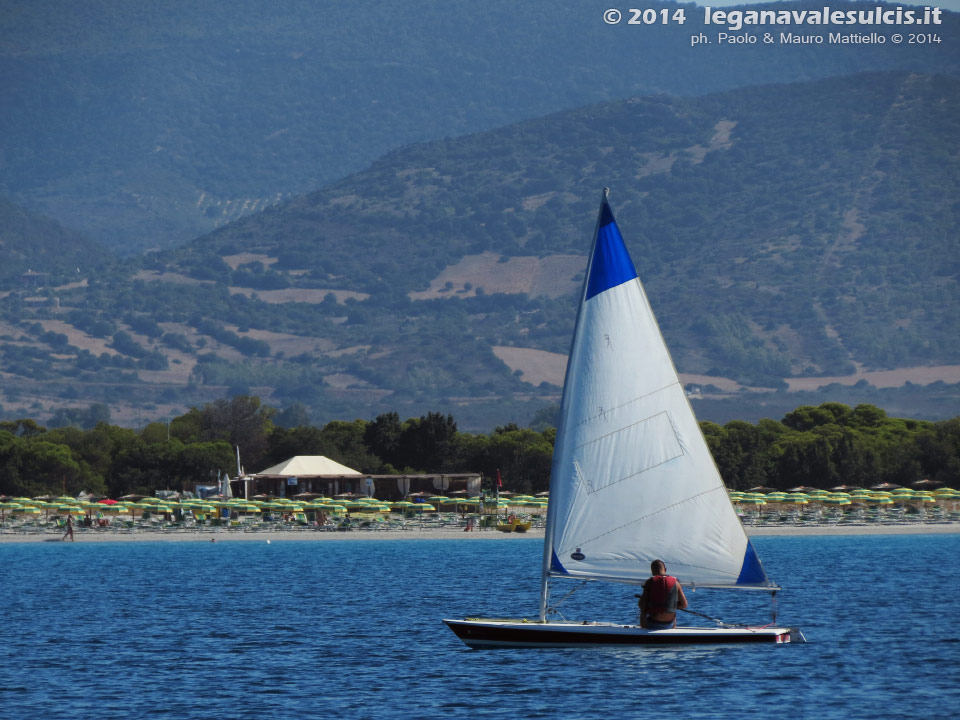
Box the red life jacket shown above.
[645,575,679,615]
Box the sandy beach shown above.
[1,523,959,543]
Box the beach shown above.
[2,522,959,543]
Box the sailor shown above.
[638,559,687,629]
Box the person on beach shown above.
[62,515,74,542]
[638,559,686,629]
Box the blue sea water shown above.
[1,533,959,720]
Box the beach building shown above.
[236,455,481,501]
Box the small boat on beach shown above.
[496,515,532,533]
[445,190,804,648]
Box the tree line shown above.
[0,397,955,499]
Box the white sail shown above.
[541,191,774,593]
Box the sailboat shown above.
[444,190,804,648]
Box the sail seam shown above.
[576,410,686,494]
[572,381,682,429]
[563,485,727,549]
[582,455,682,494]
[576,410,671,447]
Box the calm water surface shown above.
[1,533,958,719]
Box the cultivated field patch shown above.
[222,253,279,270]
[37,319,118,356]
[228,327,337,356]
[493,346,566,387]
[228,287,368,304]
[410,252,584,300]
[133,270,213,285]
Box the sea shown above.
[1,533,958,720]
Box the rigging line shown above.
[678,608,740,628]
[679,608,723,623]
[632,597,739,627]
[545,579,590,619]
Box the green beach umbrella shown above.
[0,502,22,523]
[56,505,86,515]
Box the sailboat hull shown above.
[444,618,800,648]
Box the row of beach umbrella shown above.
[7,487,958,517]
[729,487,960,507]
[0,491,556,521]
[0,495,451,519]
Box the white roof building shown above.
[255,456,361,478]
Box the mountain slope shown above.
[171,71,960,374]
[1,0,957,251]
[1,72,957,429]
[0,196,111,282]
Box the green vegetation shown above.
[0,398,955,499]
[704,403,960,491]
[0,72,957,428]
[0,196,110,283]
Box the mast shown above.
[538,188,610,621]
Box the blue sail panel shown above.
[551,550,568,575]
[585,201,638,300]
[736,539,768,585]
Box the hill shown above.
[0,196,110,284]
[0,72,957,429]
[1,0,957,251]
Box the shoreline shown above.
[744,523,960,536]
[1,522,959,544]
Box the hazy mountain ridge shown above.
[0,197,110,281]
[1,0,956,251]
[1,71,954,430]
[168,71,960,374]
